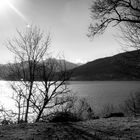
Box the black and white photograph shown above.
[0,0,140,139]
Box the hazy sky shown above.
[0,0,122,64]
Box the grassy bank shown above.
[0,117,139,140]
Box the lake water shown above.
[0,81,140,111]
[68,81,140,111]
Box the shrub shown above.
[100,103,116,117]
[71,97,96,120]
[43,96,96,122]
[18,119,25,124]
[48,111,82,123]
[103,112,124,118]
[121,92,140,117]
[1,119,10,125]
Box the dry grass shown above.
[0,117,139,140]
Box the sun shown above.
[0,0,27,22]
[0,0,11,14]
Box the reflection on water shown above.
[0,81,15,110]
[0,80,140,111]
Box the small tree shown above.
[6,25,72,123]
[31,59,72,122]
[10,83,25,123]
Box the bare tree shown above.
[0,105,16,124]
[89,0,140,37]
[6,25,72,123]
[6,25,50,122]
[89,0,140,79]
[10,82,26,123]
[31,59,72,122]
[121,92,140,117]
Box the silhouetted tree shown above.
[33,59,72,122]
[89,0,140,37]
[6,25,72,123]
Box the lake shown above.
[69,81,140,111]
[0,81,140,111]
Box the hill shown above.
[0,50,140,81]
[71,50,140,80]
[0,59,80,80]
[44,58,80,70]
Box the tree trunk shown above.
[35,101,48,122]
[25,82,33,122]
[18,103,21,123]
[36,108,44,122]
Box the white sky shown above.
[0,0,122,64]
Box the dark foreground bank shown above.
[0,117,139,140]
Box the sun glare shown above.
[0,0,27,22]
[0,0,15,14]
[0,0,9,13]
